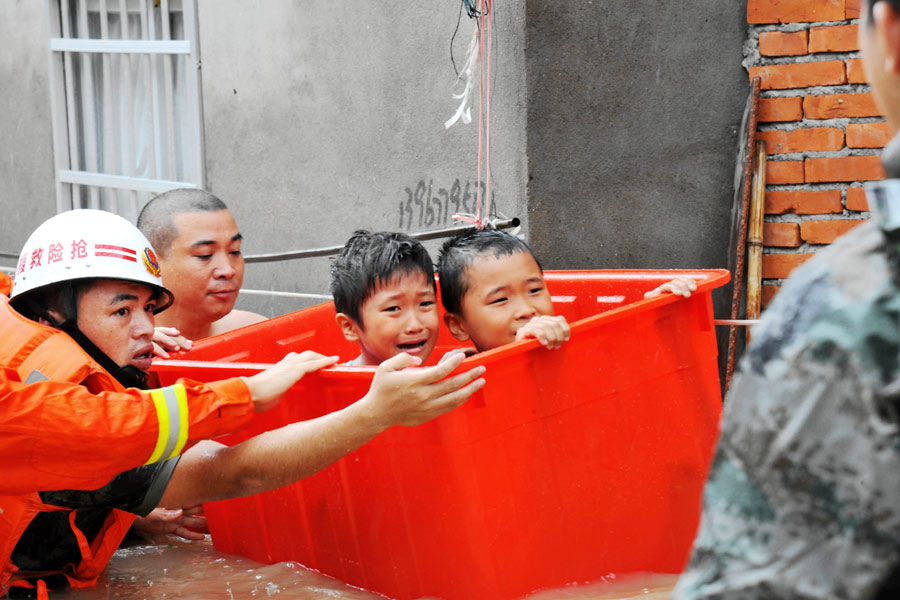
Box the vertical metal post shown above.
[119,0,140,216]
[60,0,84,208]
[160,0,178,181]
[183,0,205,189]
[76,0,100,208]
[143,0,162,180]
[99,0,119,214]
[47,0,73,213]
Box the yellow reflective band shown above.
[145,388,171,465]
[167,384,189,459]
[144,384,189,465]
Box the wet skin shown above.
[337,271,439,366]
[76,280,158,372]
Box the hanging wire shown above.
[446,0,495,229]
[451,0,490,76]
[462,0,488,19]
[450,1,464,76]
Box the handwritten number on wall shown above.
[399,179,496,231]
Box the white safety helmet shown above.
[10,209,174,313]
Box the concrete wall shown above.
[198,0,529,316]
[0,2,57,266]
[526,1,749,272]
[0,1,749,328]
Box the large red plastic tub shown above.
[152,269,728,600]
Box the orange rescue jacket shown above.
[0,290,254,595]
[0,293,255,494]
[0,309,142,595]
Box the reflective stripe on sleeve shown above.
[144,384,190,464]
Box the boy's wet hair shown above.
[437,229,542,315]
[330,230,435,326]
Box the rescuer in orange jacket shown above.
[0,209,485,597]
[0,213,333,495]
[0,210,341,596]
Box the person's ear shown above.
[875,0,900,74]
[37,308,65,327]
[443,312,471,342]
[335,313,361,342]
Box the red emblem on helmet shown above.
[143,248,161,277]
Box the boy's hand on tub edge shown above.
[515,315,570,349]
[644,277,697,299]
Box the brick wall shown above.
[745,0,886,307]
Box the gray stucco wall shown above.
[525,1,749,272]
[0,3,57,264]
[0,1,749,331]
[198,0,529,316]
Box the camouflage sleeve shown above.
[674,222,900,599]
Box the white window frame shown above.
[47,0,205,218]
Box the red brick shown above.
[762,253,815,278]
[767,160,806,184]
[760,30,809,56]
[761,284,781,308]
[809,24,859,52]
[801,219,866,243]
[758,126,844,154]
[750,61,846,90]
[804,93,881,118]
[759,97,804,122]
[846,58,867,84]
[805,155,885,182]
[765,189,843,214]
[764,222,802,246]
[846,186,870,211]
[748,0,845,24]
[846,0,862,18]
[846,122,893,148]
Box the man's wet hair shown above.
[437,229,542,316]
[137,188,228,257]
[330,230,436,326]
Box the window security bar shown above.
[59,169,197,194]
[47,0,205,220]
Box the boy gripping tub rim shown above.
[331,230,441,366]
[437,229,697,353]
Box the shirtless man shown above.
[137,188,263,352]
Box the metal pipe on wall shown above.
[244,218,520,264]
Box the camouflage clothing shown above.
[673,180,900,600]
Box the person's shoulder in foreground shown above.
[673,185,900,598]
[675,4,900,596]
[330,230,440,366]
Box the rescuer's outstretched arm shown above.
[155,352,486,507]
[0,352,337,495]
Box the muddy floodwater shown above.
[59,538,677,600]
